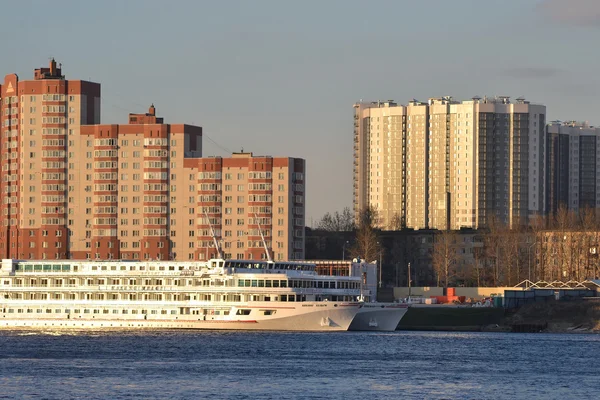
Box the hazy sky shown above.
[1,0,599,224]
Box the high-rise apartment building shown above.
[181,152,306,262]
[546,121,600,214]
[0,60,305,261]
[0,59,101,258]
[353,96,546,230]
[73,106,202,261]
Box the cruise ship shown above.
[311,259,409,332]
[0,258,366,331]
[348,302,409,331]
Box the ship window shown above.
[17,309,23,313]
[74,309,80,313]
[132,310,138,314]
[280,280,287,288]
[272,280,279,288]
[151,310,157,314]
[93,310,100,314]
[34,265,42,271]
[111,266,117,271]
[55,309,61,313]
[36,309,43,313]
[27,309,33,313]
[161,310,167,315]
[46,309,52,313]
[103,310,109,314]
[122,310,128,314]
[251,280,257,287]
[62,265,70,272]
[53,265,61,272]
[170,310,177,314]
[84,309,90,313]
[258,280,264,287]
[43,265,51,272]
[263,310,276,316]
[265,280,272,288]
[112,310,119,314]
[101,266,107,271]
[235,309,251,315]
[280,295,287,302]
[8,309,14,313]
[24,265,33,272]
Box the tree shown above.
[316,207,355,231]
[431,230,459,288]
[350,206,381,264]
[388,212,404,231]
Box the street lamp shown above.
[407,262,412,300]
[376,241,382,288]
[342,241,350,261]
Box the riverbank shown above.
[506,298,600,333]
[397,298,600,333]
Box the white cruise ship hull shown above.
[0,301,361,332]
[348,303,409,332]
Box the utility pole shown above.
[379,248,382,288]
[408,262,411,299]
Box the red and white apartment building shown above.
[0,60,305,261]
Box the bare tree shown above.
[387,212,404,231]
[431,230,459,288]
[482,214,507,286]
[350,206,381,264]
[316,207,355,231]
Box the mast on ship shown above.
[205,210,223,259]
[254,213,272,262]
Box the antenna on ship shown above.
[204,209,223,259]
[254,212,272,262]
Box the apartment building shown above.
[0,60,305,261]
[546,121,600,214]
[353,96,546,230]
[72,106,202,261]
[180,152,306,262]
[0,59,101,259]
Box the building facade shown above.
[353,96,546,230]
[546,121,600,214]
[0,60,305,261]
[182,152,306,262]
[0,59,101,259]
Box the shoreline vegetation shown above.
[397,298,600,333]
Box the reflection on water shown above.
[0,330,599,399]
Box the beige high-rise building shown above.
[353,96,546,230]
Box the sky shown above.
[0,0,599,225]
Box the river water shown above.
[0,330,598,399]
